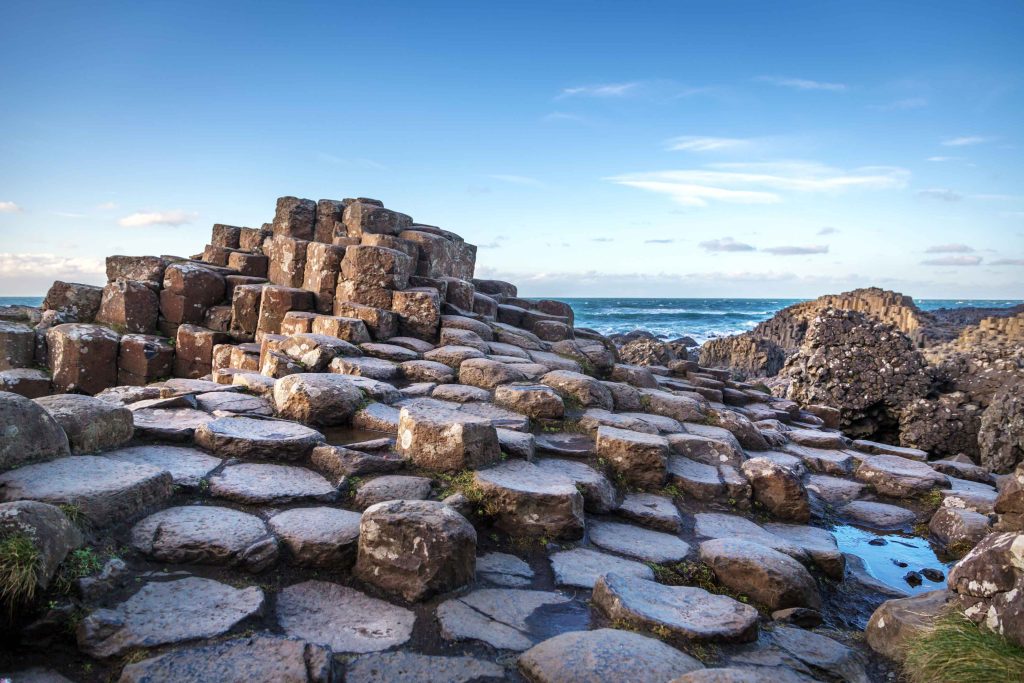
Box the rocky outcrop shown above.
[783,309,929,439]
[700,334,785,378]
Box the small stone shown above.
[273,373,365,426]
[596,426,669,490]
[268,507,361,568]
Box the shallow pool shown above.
[832,524,952,595]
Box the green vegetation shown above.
[58,503,86,528]
[0,533,40,615]
[903,610,1024,683]
[646,560,765,613]
[54,547,104,593]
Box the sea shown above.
[3,296,1021,346]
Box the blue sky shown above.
[1,1,1022,298]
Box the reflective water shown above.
[833,524,952,595]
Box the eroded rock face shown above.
[273,373,365,426]
[741,458,809,522]
[32,394,133,454]
[946,531,1024,647]
[977,381,1024,473]
[474,460,584,539]
[0,391,70,470]
[0,500,82,591]
[618,338,678,367]
[783,309,929,439]
[866,590,950,662]
[354,499,476,602]
[700,335,786,379]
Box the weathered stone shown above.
[840,500,916,529]
[588,519,691,563]
[476,552,535,587]
[733,625,868,683]
[667,455,724,500]
[77,577,264,658]
[272,197,316,240]
[196,416,324,459]
[0,390,70,470]
[105,255,168,286]
[396,403,500,471]
[344,203,412,238]
[0,500,82,591]
[438,588,574,651]
[473,460,584,539]
[345,651,502,683]
[33,394,132,454]
[255,285,315,339]
[699,538,821,610]
[268,506,361,568]
[95,279,159,334]
[42,281,103,321]
[805,475,864,505]
[494,383,564,419]
[272,373,364,426]
[0,455,172,527]
[391,287,441,339]
[118,634,335,683]
[131,406,213,441]
[424,344,485,368]
[929,507,991,551]
[311,314,372,343]
[131,505,278,572]
[593,573,759,643]
[541,370,614,410]
[855,454,948,497]
[693,513,807,560]
[46,323,119,394]
[0,321,35,371]
[851,439,928,462]
[741,457,809,522]
[330,355,400,380]
[763,522,844,579]
[866,590,950,661]
[265,235,310,288]
[117,334,174,385]
[277,580,415,652]
[596,426,669,490]
[400,359,455,383]
[668,433,744,467]
[0,368,51,399]
[550,547,654,589]
[209,463,337,505]
[352,475,432,510]
[103,444,219,488]
[978,381,1024,473]
[519,629,703,683]
[534,457,618,513]
[618,492,682,533]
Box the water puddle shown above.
[833,524,952,595]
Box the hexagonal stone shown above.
[588,519,691,563]
[273,373,365,426]
[852,439,928,462]
[805,474,864,505]
[668,432,744,467]
[928,507,991,550]
[693,513,807,561]
[458,358,528,390]
[396,403,500,471]
[699,538,821,611]
[437,588,577,651]
[549,547,654,589]
[352,475,433,511]
[0,455,172,527]
[593,573,759,643]
[741,457,810,522]
[618,492,682,533]
[763,523,844,579]
[596,426,669,490]
[131,506,278,572]
[209,463,338,505]
[477,552,535,587]
[77,577,264,658]
[401,360,455,383]
[276,580,414,653]
[33,394,133,454]
[518,629,703,683]
[474,460,584,539]
[102,445,220,488]
[131,407,213,441]
[118,634,334,683]
[494,384,565,419]
[534,457,618,513]
[839,500,916,529]
[854,455,948,497]
[194,391,274,416]
[540,370,614,410]
[668,455,724,500]
[345,652,505,683]
[0,390,70,470]
[268,507,361,568]
[330,356,400,381]
[354,500,476,601]
[196,416,325,460]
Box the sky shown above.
[1,1,1022,299]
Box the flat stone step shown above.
[763,522,844,579]
[534,457,618,513]
[267,507,361,568]
[195,391,274,416]
[437,588,578,651]
[535,432,595,458]
[195,416,325,460]
[839,500,916,529]
[693,513,808,562]
[102,444,221,488]
[77,576,264,658]
[549,547,654,589]
[476,552,535,587]
[276,580,415,653]
[617,492,682,533]
[587,519,691,563]
[352,475,432,511]
[805,474,864,505]
[132,407,213,441]
[854,454,948,496]
[593,572,760,643]
[131,505,278,571]
[209,463,338,505]
[0,455,172,527]
[474,460,584,539]
[699,538,822,611]
[345,652,505,683]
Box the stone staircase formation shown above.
[0,195,1021,682]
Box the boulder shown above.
[699,538,822,610]
[596,426,669,490]
[0,321,34,371]
[854,454,948,497]
[46,323,120,394]
[0,391,70,470]
[946,532,1024,646]
[396,404,500,471]
[473,460,584,539]
[928,507,991,552]
[32,394,132,454]
[740,457,810,522]
[978,381,1024,473]
[195,416,325,459]
[0,500,82,592]
[866,590,950,661]
[268,506,361,568]
[42,281,103,321]
[494,384,565,419]
[95,279,159,333]
[273,373,364,426]
[540,370,614,410]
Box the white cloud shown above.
[665,136,749,152]
[941,136,991,147]
[559,82,639,98]
[609,161,908,207]
[926,156,960,162]
[488,174,544,187]
[699,237,756,252]
[757,76,847,92]
[818,226,839,235]
[96,201,119,210]
[762,245,829,255]
[0,201,23,213]
[645,239,674,244]
[990,258,1024,266]
[921,255,983,266]
[543,111,587,123]
[925,244,974,253]
[118,210,198,227]
[868,97,927,111]
[917,188,962,202]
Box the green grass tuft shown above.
[54,547,104,594]
[903,609,1024,683]
[0,533,41,614]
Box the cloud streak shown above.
[917,188,962,202]
[925,244,974,253]
[941,136,991,147]
[118,210,198,228]
[757,76,847,92]
[0,201,23,213]
[921,255,983,266]
[762,245,829,255]
[665,136,748,152]
[700,237,755,252]
[990,258,1024,266]
[818,227,839,235]
[559,82,639,98]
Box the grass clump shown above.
[54,547,104,593]
[0,533,40,614]
[903,610,1024,683]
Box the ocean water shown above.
[3,296,1020,345]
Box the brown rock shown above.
[741,457,810,522]
[105,255,168,286]
[265,235,310,288]
[303,242,345,313]
[256,286,315,339]
[46,323,120,394]
[42,281,103,322]
[174,325,230,378]
[272,196,316,240]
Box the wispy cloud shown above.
[921,255,983,266]
[926,156,961,162]
[118,210,198,228]
[96,201,119,210]
[591,237,614,243]
[868,97,927,111]
[917,188,962,202]
[477,235,508,250]
[665,136,749,152]
[990,258,1024,266]
[941,135,991,147]
[926,244,974,253]
[609,161,908,207]
[543,111,587,123]
[0,201,23,213]
[488,174,544,187]
[0,252,104,277]
[644,238,675,244]
[700,237,756,252]
[762,244,829,255]
[559,82,639,99]
[757,76,847,92]
[817,227,839,235]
